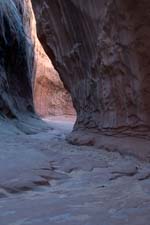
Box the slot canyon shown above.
[0,1,150,224]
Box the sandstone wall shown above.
[0,0,74,119]
[31,0,150,133]
[24,0,75,117]
[0,0,34,118]
[34,41,75,117]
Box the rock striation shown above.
[24,0,75,117]
[0,0,74,120]
[31,0,150,134]
[34,41,75,117]
[0,0,34,119]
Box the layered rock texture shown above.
[31,0,150,134]
[0,0,34,118]
[32,5,75,117]
[34,42,75,117]
[0,0,74,120]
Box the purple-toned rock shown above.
[0,0,34,118]
[31,0,150,133]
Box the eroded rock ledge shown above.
[31,0,150,135]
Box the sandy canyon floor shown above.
[0,116,150,225]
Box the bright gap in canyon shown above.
[0,1,150,225]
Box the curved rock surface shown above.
[0,0,74,120]
[0,0,34,118]
[32,0,150,133]
[30,0,75,117]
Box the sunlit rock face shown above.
[0,0,34,118]
[24,0,75,117]
[34,41,75,117]
[0,0,74,119]
[31,0,150,132]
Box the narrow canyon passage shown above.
[0,118,150,225]
[0,0,150,224]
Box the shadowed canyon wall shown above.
[0,0,34,118]
[31,0,150,133]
